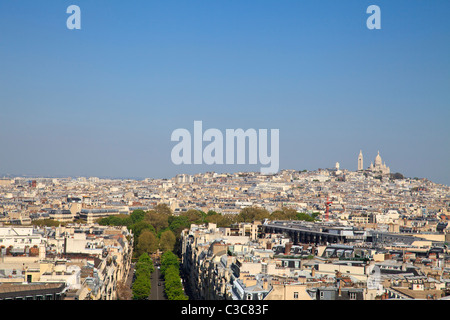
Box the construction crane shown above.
[325,196,333,222]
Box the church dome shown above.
[375,151,382,166]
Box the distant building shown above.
[49,209,74,223]
[368,151,390,174]
[358,150,364,171]
[358,150,390,174]
[308,286,364,300]
[0,224,133,301]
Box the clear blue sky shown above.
[0,0,449,184]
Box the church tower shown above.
[358,150,364,171]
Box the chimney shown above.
[39,244,46,260]
[338,279,342,297]
[285,242,293,255]
[263,279,268,290]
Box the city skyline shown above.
[1,160,449,301]
[1,0,449,185]
[0,149,445,186]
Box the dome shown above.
[374,151,382,166]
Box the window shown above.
[319,291,325,299]
[350,292,357,300]
[261,264,268,274]
[294,292,299,299]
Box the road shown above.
[149,266,167,300]
[124,262,166,300]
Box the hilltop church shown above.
[358,150,390,175]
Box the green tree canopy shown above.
[132,275,151,300]
[237,206,270,223]
[296,212,315,222]
[135,254,154,277]
[132,253,154,300]
[159,229,176,252]
[164,265,186,300]
[270,207,298,220]
[168,215,191,235]
[180,209,203,223]
[206,210,219,216]
[154,203,173,216]
[136,230,158,256]
[131,220,156,240]
[160,251,179,276]
[130,209,146,224]
[97,214,132,227]
[144,210,169,233]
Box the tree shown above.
[132,275,151,300]
[159,230,176,252]
[136,252,153,267]
[205,213,222,225]
[296,212,315,222]
[164,265,186,300]
[154,203,173,216]
[180,209,203,223]
[96,214,132,227]
[131,220,156,240]
[237,206,270,223]
[207,210,219,216]
[132,253,154,300]
[130,209,146,224]
[390,172,404,180]
[168,215,191,236]
[144,210,169,233]
[160,251,179,276]
[270,207,298,220]
[136,230,158,256]
[135,253,154,276]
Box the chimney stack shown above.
[285,242,293,255]
[39,244,46,260]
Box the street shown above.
[149,266,166,300]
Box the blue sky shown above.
[0,0,449,184]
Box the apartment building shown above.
[181,218,450,300]
[0,227,45,252]
[0,224,133,300]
